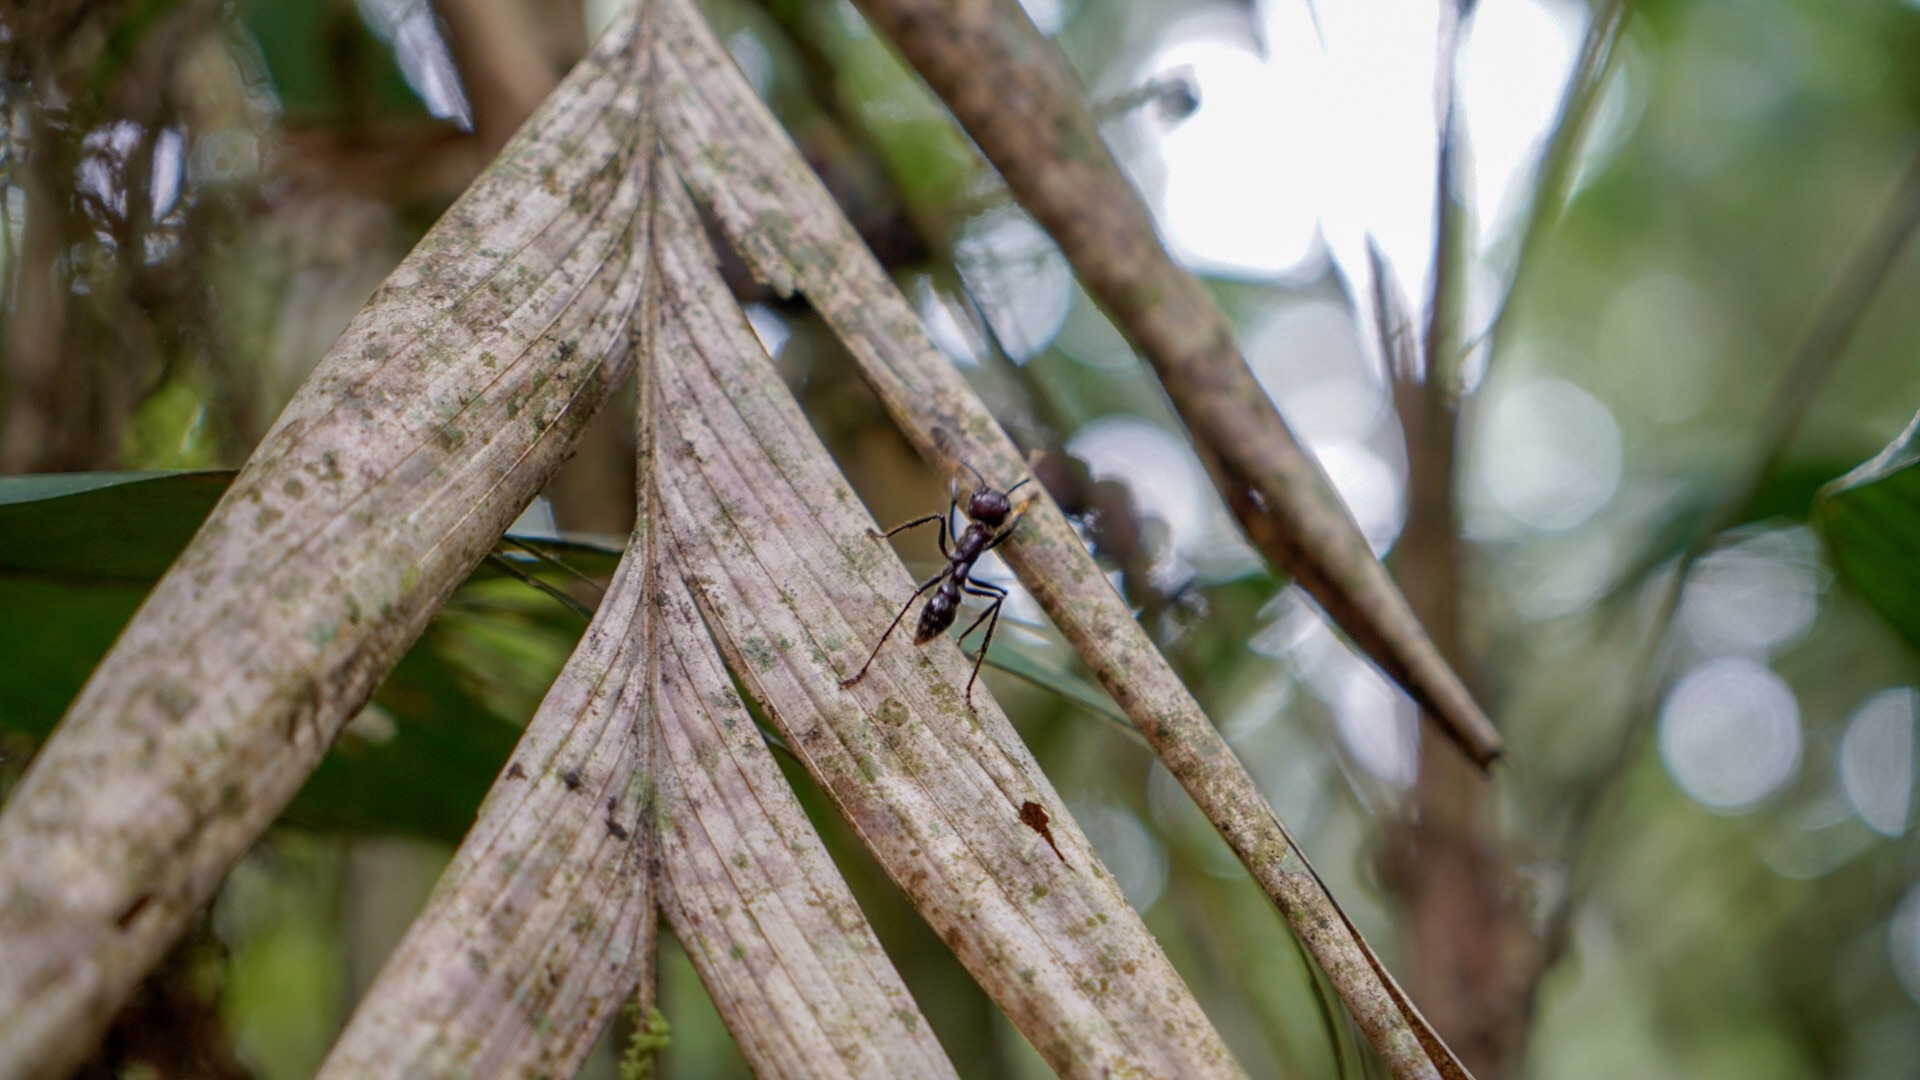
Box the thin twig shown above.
[483,551,598,621]
[499,535,611,594]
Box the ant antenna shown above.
[958,458,988,491]
[1007,477,1031,496]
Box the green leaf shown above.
[1813,411,1920,653]
[0,472,621,842]
[0,471,236,581]
[287,642,524,841]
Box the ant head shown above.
[964,474,1030,527]
[967,486,1011,526]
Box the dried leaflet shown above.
[650,169,1243,1079]
[0,7,652,1079]
[653,543,957,1079]
[655,1,1464,1074]
[320,542,656,1077]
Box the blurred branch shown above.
[1729,147,1920,510]
[1,154,77,471]
[657,2,1472,1074]
[1543,137,1920,965]
[849,0,1502,770]
[1377,8,1542,1076]
[0,0,132,86]
[742,0,940,265]
[1422,0,1467,394]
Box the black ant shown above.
[841,464,1031,708]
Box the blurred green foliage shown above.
[0,472,610,842]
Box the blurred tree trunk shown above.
[1379,19,1551,1060]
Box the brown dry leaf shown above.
[656,0,1467,1075]
[653,541,958,1079]
[651,168,1244,1079]
[0,6,652,1078]
[319,541,658,1077]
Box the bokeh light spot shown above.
[1066,418,1257,580]
[1678,527,1822,658]
[1659,658,1802,813]
[953,209,1073,362]
[1892,879,1920,1008]
[1334,662,1419,790]
[1476,377,1622,532]
[1840,688,1915,838]
[1069,799,1167,912]
[1597,273,1729,424]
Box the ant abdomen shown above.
[914,589,957,644]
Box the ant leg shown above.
[954,580,1009,710]
[873,507,955,556]
[841,570,950,688]
[872,513,944,542]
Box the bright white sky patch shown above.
[1460,0,1587,248]
[1140,11,1324,278]
[1131,0,1587,300]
